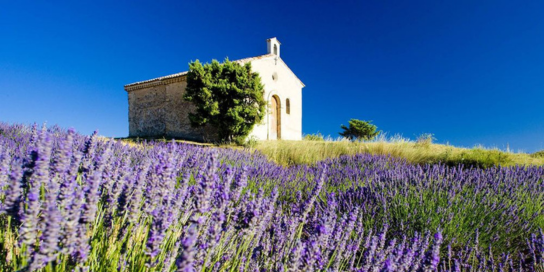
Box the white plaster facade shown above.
[124,38,304,141]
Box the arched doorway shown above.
[270,95,281,140]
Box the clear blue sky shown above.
[1,1,543,152]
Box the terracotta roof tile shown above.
[124,71,188,88]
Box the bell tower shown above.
[267,37,281,58]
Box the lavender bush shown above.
[0,122,542,271]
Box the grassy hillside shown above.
[121,136,544,168]
[253,139,544,168]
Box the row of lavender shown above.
[0,123,542,271]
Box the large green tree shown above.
[184,58,266,142]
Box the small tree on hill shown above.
[184,58,266,143]
[339,119,381,141]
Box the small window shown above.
[274,44,278,55]
[286,98,290,114]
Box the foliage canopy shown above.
[339,119,380,141]
[184,58,266,142]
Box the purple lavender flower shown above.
[72,223,91,263]
[61,188,84,256]
[420,231,443,272]
[176,225,198,272]
[380,258,396,272]
[81,140,114,225]
[300,165,327,222]
[127,159,151,223]
[230,166,248,204]
[20,129,52,250]
[0,145,11,196]
[287,239,303,272]
[1,159,23,220]
[29,203,62,270]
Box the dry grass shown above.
[252,139,544,168]
[117,137,214,147]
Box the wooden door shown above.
[270,95,281,140]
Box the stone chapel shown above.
[124,38,304,141]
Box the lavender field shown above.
[0,123,543,271]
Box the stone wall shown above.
[127,75,218,141]
[127,85,167,137]
[163,81,218,141]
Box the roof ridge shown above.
[124,54,275,89]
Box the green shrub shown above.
[339,119,381,141]
[531,150,544,158]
